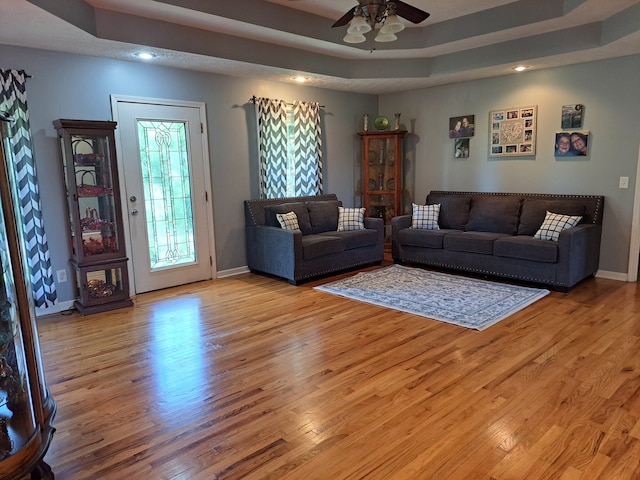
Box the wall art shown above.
[561,104,584,129]
[489,105,537,157]
[448,115,475,138]
[454,138,469,158]
[554,130,589,157]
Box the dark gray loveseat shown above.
[244,194,384,284]
[392,191,604,291]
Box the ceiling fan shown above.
[331,1,430,29]
[328,1,430,45]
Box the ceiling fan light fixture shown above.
[380,14,405,34]
[374,30,397,42]
[347,13,372,34]
[344,32,367,44]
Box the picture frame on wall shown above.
[488,105,537,157]
[448,115,475,138]
[561,104,584,129]
[554,130,590,157]
[454,138,469,158]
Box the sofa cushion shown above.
[465,196,522,234]
[276,211,300,231]
[426,193,471,230]
[301,235,345,260]
[534,211,582,242]
[494,236,558,263]
[518,199,586,235]
[337,207,366,231]
[411,203,440,230]
[398,228,458,249]
[265,202,312,234]
[444,231,512,254]
[307,200,340,233]
[320,229,378,250]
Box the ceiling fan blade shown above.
[393,0,430,24]
[332,7,357,28]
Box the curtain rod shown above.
[249,96,324,108]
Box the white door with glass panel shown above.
[111,97,215,294]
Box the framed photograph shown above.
[561,104,584,129]
[554,130,589,157]
[454,138,469,158]
[449,115,475,138]
[488,105,537,157]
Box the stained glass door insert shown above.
[113,99,213,294]
[137,120,196,270]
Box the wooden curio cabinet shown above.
[0,115,56,479]
[53,120,133,315]
[358,130,406,245]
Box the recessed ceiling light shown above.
[136,52,157,60]
[293,76,308,83]
[513,65,528,72]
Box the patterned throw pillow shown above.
[337,207,366,231]
[411,203,440,230]
[533,211,582,241]
[276,211,300,231]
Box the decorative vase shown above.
[363,114,369,131]
[394,113,401,130]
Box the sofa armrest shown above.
[246,225,303,280]
[391,215,412,259]
[364,216,385,247]
[556,223,602,287]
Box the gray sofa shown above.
[392,191,604,291]
[244,194,384,284]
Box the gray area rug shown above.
[314,265,550,330]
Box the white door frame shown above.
[628,144,640,281]
[110,94,216,296]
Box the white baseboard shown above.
[216,265,250,278]
[36,300,75,318]
[595,270,629,282]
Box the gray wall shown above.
[380,55,640,276]
[0,45,378,304]
[1,45,638,306]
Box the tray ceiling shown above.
[1,0,639,94]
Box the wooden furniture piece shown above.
[358,129,407,246]
[54,119,133,315]
[0,115,56,479]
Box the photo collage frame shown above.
[489,105,537,157]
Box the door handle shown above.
[130,208,139,216]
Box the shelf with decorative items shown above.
[54,119,133,315]
[0,114,56,479]
[358,129,407,247]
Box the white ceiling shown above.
[2,0,639,94]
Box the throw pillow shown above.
[276,211,300,231]
[411,203,440,230]
[307,200,341,233]
[337,207,366,231]
[533,211,582,241]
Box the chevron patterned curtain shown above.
[292,100,322,196]
[256,98,288,198]
[255,97,323,198]
[0,69,57,308]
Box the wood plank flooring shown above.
[37,263,640,479]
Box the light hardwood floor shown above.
[38,263,640,479]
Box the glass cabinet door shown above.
[359,130,406,245]
[61,132,122,262]
[366,137,398,221]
